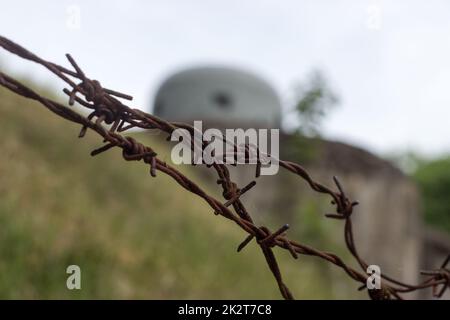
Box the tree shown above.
[284,70,339,163]
[293,69,339,136]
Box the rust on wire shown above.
[0,35,448,300]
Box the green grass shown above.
[0,84,363,299]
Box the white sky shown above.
[1,0,450,156]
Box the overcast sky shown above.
[1,0,450,157]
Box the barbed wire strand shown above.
[0,35,448,300]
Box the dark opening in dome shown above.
[212,91,233,110]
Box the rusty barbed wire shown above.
[0,35,448,300]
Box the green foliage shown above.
[282,133,320,164]
[414,156,450,233]
[284,70,339,164]
[293,70,339,136]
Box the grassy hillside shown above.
[0,83,362,299]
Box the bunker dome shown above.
[152,66,282,129]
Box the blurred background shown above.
[0,0,449,299]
